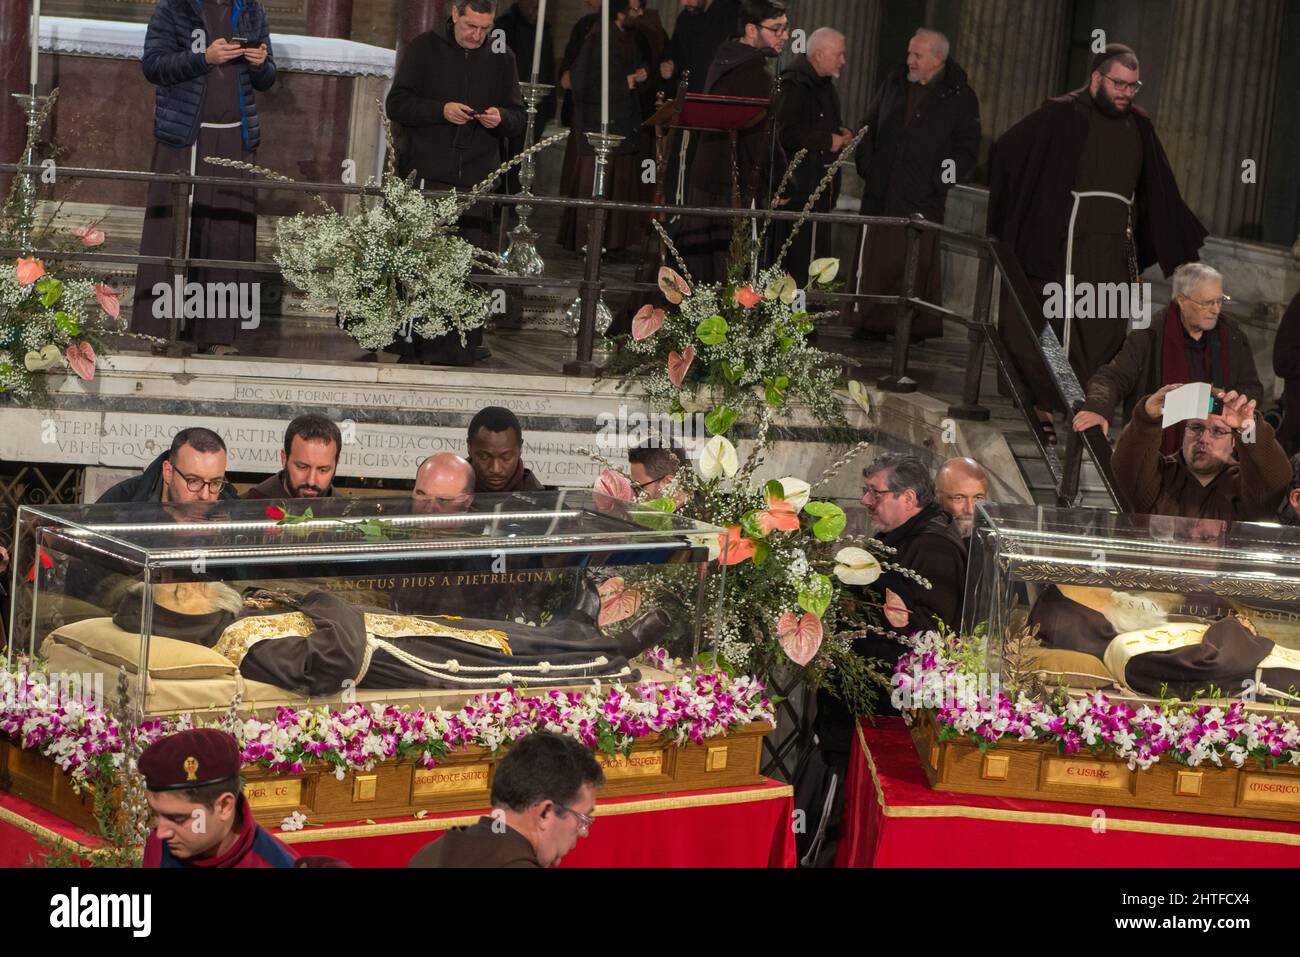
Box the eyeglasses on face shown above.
[861,486,899,503]
[1186,423,1233,440]
[1101,73,1143,95]
[171,466,228,494]
[555,803,595,834]
[759,21,789,36]
[1184,294,1230,309]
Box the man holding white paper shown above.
[1112,384,1291,523]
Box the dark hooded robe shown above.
[987,74,1207,411]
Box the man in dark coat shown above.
[1073,263,1262,451]
[677,0,788,285]
[987,43,1207,443]
[132,0,275,354]
[494,0,556,198]
[242,413,341,500]
[99,426,238,505]
[409,731,602,868]
[1272,289,1300,455]
[385,0,526,366]
[770,28,850,285]
[467,406,546,492]
[846,28,979,343]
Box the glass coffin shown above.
[6,492,726,720]
[963,503,1300,708]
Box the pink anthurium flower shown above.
[15,257,44,285]
[94,282,121,320]
[667,345,695,388]
[598,577,643,628]
[594,468,634,502]
[73,224,106,247]
[657,266,691,304]
[631,304,666,341]
[65,341,97,381]
[777,611,824,666]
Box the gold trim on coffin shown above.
[859,723,1300,848]
[273,785,794,844]
[1002,559,1300,602]
[0,803,140,865]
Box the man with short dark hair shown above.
[141,728,297,868]
[408,731,603,868]
[243,413,342,499]
[628,442,687,498]
[98,427,237,504]
[467,406,545,492]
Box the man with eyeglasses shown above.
[989,43,1206,448]
[677,0,789,285]
[412,452,476,515]
[1112,384,1291,522]
[98,427,237,504]
[1074,262,1262,453]
[408,730,603,868]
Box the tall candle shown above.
[530,0,547,84]
[30,0,41,90]
[600,0,609,130]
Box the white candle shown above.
[600,0,609,130]
[30,0,41,90]
[530,0,547,85]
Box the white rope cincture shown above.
[366,638,616,684]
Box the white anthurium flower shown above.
[808,257,840,285]
[689,532,722,562]
[847,380,871,415]
[833,546,882,586]
[777,477,812,513]
[697,434,739,479]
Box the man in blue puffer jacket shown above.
[130,0,276,354]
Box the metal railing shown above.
[0,161,1121,510]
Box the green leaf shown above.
[37,277,63,308]
[778,336,794,352]
[54,311,79,336]
[775,375,790,390]
[740,509,766,540]
[812,505,847,542]
[751,540,772,567]
[764,479,785,501]
[695,314,728,345]
[639,497,678,513]
[802,501,838,518]
[764,378,787,407]
[669,396,686,415]
[704,405,738,436]
[798,574,833,618]
[632,509,675,532]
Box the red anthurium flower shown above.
[667,345,695,389]
[734,286,762,309]
[265,505,286,520]
[718,526,757,566]
[94,283,121,320]
[26,547,54,582]
[15,257,45,286]
[756,498,800,536]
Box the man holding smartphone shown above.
[386,0,526,367]
[133,0,275,355]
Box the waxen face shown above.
[862,470,918,533]
[533,782,596,867]
[147,789,238,860]
[1091,61,1140,115]
[1177,279,1224,336]
[161,445,227,503]
[936,474,988,538]
[907,35,943,84]
[469,428,522,492]
[282,436,338,498]
[452,5,495,49]
[1182,417,1236,477]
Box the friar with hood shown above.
[986,43,1207,446]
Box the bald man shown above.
[413,453,476,514]
[934,457,988,541]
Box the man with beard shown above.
[988,43,1207,446]
[770,27,851,285]
[1112,385,1290,522]
[934,456,989,547]
[677,0,788,285]
[385,0,526,367]
[847,28,979,343]
[242,414,341,500]
[467,406,546,493]
[99,427,237,505]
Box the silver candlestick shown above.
[502,81,552,277]
[10,93,52,255]
[565,129,624,340]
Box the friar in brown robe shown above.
[986,44,1206,436]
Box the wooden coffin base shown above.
[909,710,1300,826]
[2,722,772,833]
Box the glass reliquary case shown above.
[963,503,1300,709]
[6,492,726,720]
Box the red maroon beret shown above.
[139,728,242,791]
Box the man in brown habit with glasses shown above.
[987,43,1206,448]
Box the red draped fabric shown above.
[837,718,1300,868]
[0,781,797,868]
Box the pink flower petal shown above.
[598,577,643,628]
[777,611,823,667]
[631,304,666,342]
[594,468,634,502]
[667,345,695,389]
[657,266,691,305]
[15,257,44,285]
[65,341,96,381]
[94,282,121,320]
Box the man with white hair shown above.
[1073,262,1262,455]
[771,27,851,284]
[848,28,980,342]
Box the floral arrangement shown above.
[589,423,919,719]
[608,130,869,433]
[0,663,773,794]
[895,629,1300,772]
[209,109,566,351]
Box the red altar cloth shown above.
[836,718,1300,868]
[0,781,796,869]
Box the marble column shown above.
[307,0,354,39]
[0,0,32,200]
[399,0,447,50]
[955,0,1068,164]
[1156,0,1284,240]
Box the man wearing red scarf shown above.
[1073,262,1262,455]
